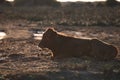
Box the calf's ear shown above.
[46,28,57,36]
[47,28,55,32]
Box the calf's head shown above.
[38,28,57,49]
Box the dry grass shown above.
[1,6,120,26]
[0,5,120,80]
[0,26,120,80]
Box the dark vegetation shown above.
[106,0,119,6]
[0,0,120,26]
[0,0,11,6]
[0,0,5,3]
[14,0,61,7]
[2,5,120,27]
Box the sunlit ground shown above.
[7,0,106,2]
[6,0,14,2]
[0,32,6,40]
[57,0,105,2]
[6,0,120,2]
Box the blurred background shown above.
[0,0,120,26]
[0,0,120,80]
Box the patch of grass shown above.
[0,74,4,80]
[1,6,120,27]
[27,16,44,21]
[4,73,49,80]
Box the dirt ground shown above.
[0,21,120,80]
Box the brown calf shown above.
[39,28,118,60]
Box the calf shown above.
[39,28,118,60]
